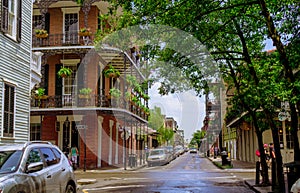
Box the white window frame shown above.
[61,7,80,43]
[60,59,79,96]
[7,0,17,38]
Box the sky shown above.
[148,82,205,141]
[147,39,275,141]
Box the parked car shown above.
[175,145,185,157]
[291,177,300,193]
[0,141,77,193]
[164,146,176,160]
[147,148,170,167]
[189,147,198,154]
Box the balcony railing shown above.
[32,33,96,48]
[31,94,149,120]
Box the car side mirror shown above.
[26,162,44,173]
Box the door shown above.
[39,147,61,192]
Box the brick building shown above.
[30,0,149,169]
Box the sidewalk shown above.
[208,156,272,193]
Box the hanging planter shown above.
[57,67,72,78]
[78,88,92,99]
[79,28,91,36]
[103,65,120,78]
[35,29,48,38]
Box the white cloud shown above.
[149,83,205,140]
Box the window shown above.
[40,147,58,166]
[285,122,294,149]
[33,15,42,29]
[64,64,77,95]
[60,59,79,96]
[64,13,78,44]
[27,148,42,164]
[30,123,41,141]
[1,0,22,41]
[52,148,61,163]
[278,121,294,149]
[3,83,15,137]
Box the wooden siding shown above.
[0,0,32,143]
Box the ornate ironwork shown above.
[82,0,99,27]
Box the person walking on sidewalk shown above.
[70,144,79,170]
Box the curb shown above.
[244,180,261,193]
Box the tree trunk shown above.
[251,112,270,185]
[265,109,285,192]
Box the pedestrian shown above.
[70,144,79,169]
[264,144,271,168]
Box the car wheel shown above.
[65,184,76,193]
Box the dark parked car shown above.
[0,141,77,193]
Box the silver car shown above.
[147,148,170,167]
[0,141,77,193]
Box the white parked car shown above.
[147,148,170,167]
[291,178,300,193]
[0,141,77,193]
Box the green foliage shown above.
[190,130,206,149]
[35,88,45,97]
[148,106,165,131]
[103,65,120,78]
[109,88,121,98]
[157,127,174,146]
[79,88,92,95]
[57,67,72,78]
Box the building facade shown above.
[0,0,32,143]
[30,0,149,169]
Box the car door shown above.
[39,147,61,193]
[25,148,48,193]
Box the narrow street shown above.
[76,153,256,192]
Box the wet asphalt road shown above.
[76,153,255,193]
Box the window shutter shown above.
[45,12,50,33]
[1,0,8,33]
[55,64,63,96]
[42,64,49,95]
[16,0,22,42]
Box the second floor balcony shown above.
[32,33,96,48]
[31,94,149,120]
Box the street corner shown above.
[77,178,97,185]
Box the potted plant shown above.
[79,27,91,36]
[103,65,120,78]
[57,66,72,78]
[79,88,92,98]
[34,87,47,106]
[109,88,121,99]
[35,29,48,38]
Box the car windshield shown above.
[0,150,23,174]
[150,150,164,156]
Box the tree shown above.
[148,106,164,131]
[157,127,174,146]
[190,130,206,149]
[104,1,299,191]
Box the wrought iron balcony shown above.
[31,94,149,120]
[32,33,96,48]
